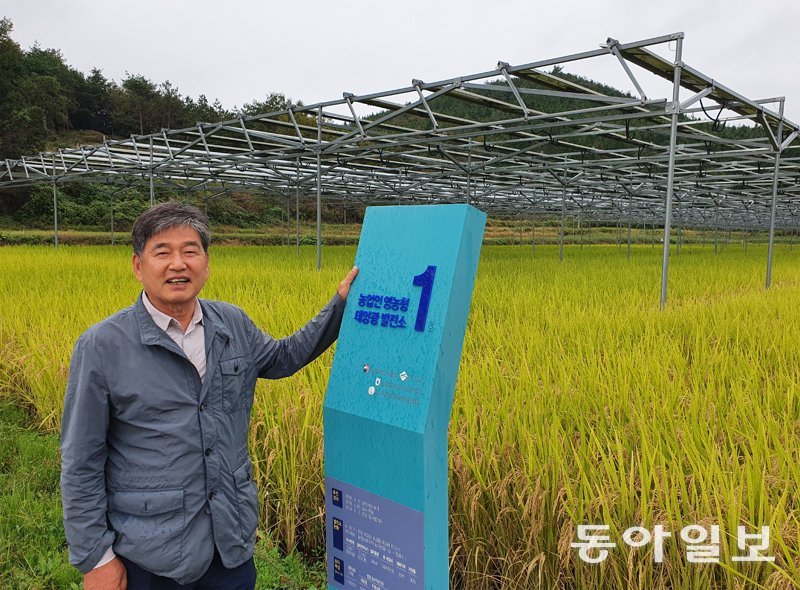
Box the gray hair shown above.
[131,202,211,257]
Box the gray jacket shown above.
[60,293,344,584]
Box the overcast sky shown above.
[5,0,800,122]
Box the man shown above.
[61,202,358,590]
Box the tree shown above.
[119,73,158,135]
[22,43,84,129]
[1,71,73,158]
[22,43,68,78]
[0,18,23,103]
[159,80,180,129]
[8,73,72,135]
[240,92,294,116]
[212,98,231,121]
[78,68,114,134]
[0,17,26,158]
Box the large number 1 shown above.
[412,265,436,332]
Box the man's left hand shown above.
[337,266,359,301]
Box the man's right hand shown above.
[84,557,127,590]
[337,266,359,301]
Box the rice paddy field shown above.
[1,242,799,589]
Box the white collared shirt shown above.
[141,291,207,381]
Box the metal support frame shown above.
[3,34,795,227]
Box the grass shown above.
[1,242,799,588]
[0,400,80,589]
[0,398,327,588]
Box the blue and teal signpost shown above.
[324,204,486,589]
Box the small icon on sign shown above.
[333,517,344,551]
[399,371,408,382]
[362,364,370,373]
[368,386,375,395]
[333,557,345,585]
[375,378,381,386]
[332,487,342,508]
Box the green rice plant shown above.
[0,242,799,588]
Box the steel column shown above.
[559,184,565,261]
[110,190,115,245]
[766,100,785,289]
[585,217,590,248]
[627,209,631,259]
[659,34,683,310]
[651,220,655,248]
[284,191,289,247]
[467,143,472,205]
[149,138,154,207]
[316,106,322,271]
[52,173,58,250]
[296,159,300,256]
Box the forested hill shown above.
[0,17,298,161]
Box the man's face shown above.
[132,225,210,311]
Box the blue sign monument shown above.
[324,204,486,589]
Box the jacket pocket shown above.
[233,459,258,545]
[107,488,184,574]
[220,357,247,414]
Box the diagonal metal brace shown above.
[780,129,799,151]
[756,111,780,151]
[287,106,307,147]
[343,93,366,139]
[239,118,255,152]
[547,168,566,186]
[680,86,714,111]
[162,131,175,160]
[412,79,439,131]
[497,62,530,119]
[606,38,648,101]
[436,146,470,174]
